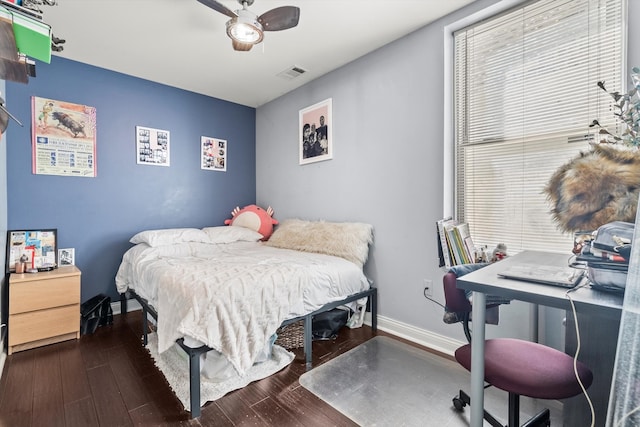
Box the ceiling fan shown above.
[197,0,300,51]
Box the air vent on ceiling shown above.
[277,66,307,80]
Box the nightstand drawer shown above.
[9,304,79,347]
[9,275,80,314]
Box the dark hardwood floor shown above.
[0,310,422,427]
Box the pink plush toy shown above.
[224,205,278,240]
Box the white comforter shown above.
[115,241,370,374]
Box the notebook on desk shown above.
[497,263,585,288]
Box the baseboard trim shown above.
[365,313,464,357]
[111,298,141,315]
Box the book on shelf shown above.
[444,223,459,265]
[436,217,477,266]
[454,222,477,263]
[436,217,454,267]
[445,224,458,264]
[445,221,466,265]
[437,217,461,267]
[436,224,446,267]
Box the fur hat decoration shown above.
[544,144,640,232]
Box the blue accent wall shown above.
[5,57,256,303]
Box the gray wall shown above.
[256,0,640,348]
[256,0,526,346]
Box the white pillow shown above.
[130,228,210,247]
[202,225,264,244]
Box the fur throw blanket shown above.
[545,144,640,232]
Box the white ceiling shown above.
[40,0,474,108]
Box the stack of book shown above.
[576,221,633,293]
[436,217,478,268]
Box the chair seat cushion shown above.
[455,338,593,400]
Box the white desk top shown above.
[456,250,623,319]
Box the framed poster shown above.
[299,98,332,165]
[201,136,227,171]
[136,126,170,166]
[6,229,58,273]
[31,97,97,177]
[58,248,75,266]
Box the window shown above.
[454,0,624,255]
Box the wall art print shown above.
[201,136,227,171]
[31,96,97,177]
[136,126,170,166]
[299,98,332,165]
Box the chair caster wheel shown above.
[453,396,465,411]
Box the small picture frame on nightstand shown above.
[58,248,75,266]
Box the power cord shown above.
[565,283,595,427]
[423,287,446,309]
[566,255,640,425]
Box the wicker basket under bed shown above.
[275,320,304,349]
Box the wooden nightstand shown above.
[8,265,81,355]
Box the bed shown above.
[115,220,377,418]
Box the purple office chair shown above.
[443,270,593,427]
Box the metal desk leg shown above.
[470,292,486,427]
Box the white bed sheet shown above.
[115,241,370,374]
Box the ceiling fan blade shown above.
[196,0,237,18]
[232,40,254,51]
[258,6,300,31]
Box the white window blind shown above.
[454,0,624,255]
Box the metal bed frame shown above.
[120,286,377,418]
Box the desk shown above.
[456,250,623,427]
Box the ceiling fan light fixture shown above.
[226,12,263,44]
[198,0,300,51]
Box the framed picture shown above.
[136,126,170,166]
[58,248,75,266]
[201,136,227,171]
[299,98,332,165]
[31,96,97,177]
[6,229,58,273]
